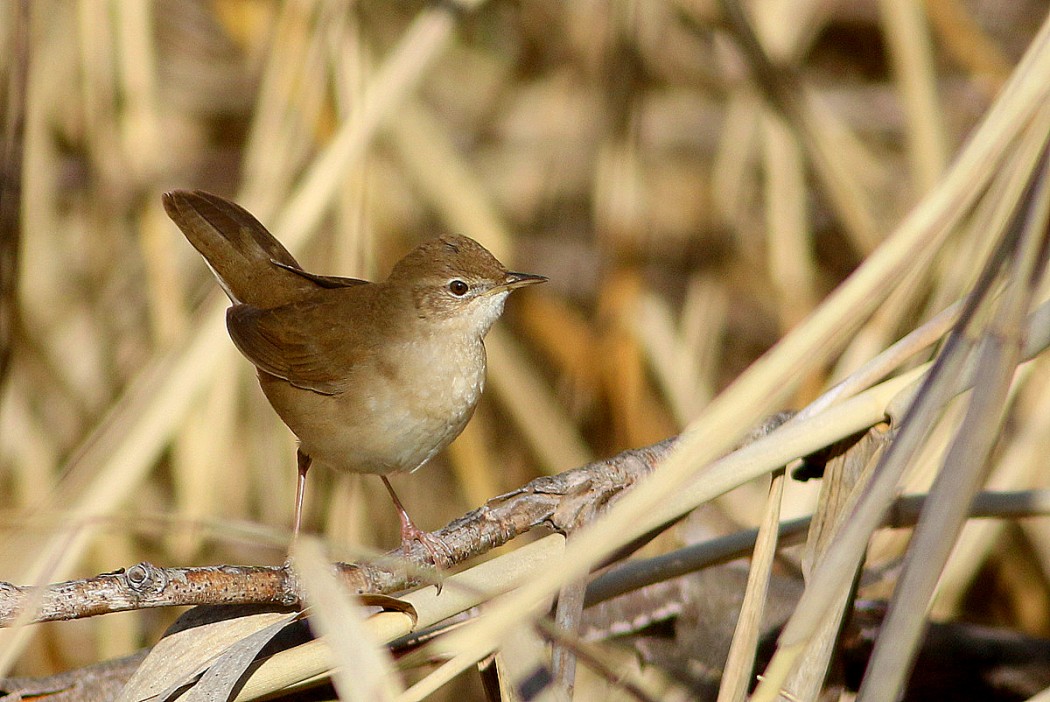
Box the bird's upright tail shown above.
[162,190,317,309]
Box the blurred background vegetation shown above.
[1,0,1049,694]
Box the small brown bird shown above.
[163,190,545,559]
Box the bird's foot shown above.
[400,522,454,569]
[382,475,454,569]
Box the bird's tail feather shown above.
[163,190,317,308]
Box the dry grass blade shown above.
[551,580,586,697]
[802,301,961,418]
[932,359,1050,617]
[856,140,1050,702]
[230,535,565,701]
[487,327,593,472]
[115,608,299,702]
[492,625,557,702]
[157,613,299,702]
[715,470,784,702]
[772,17,1050,646]
[0,0,27,388]
[716,0,881,253]
[761,110,816,334]
[410,369,921,694]
[783,428,890,698]
[925,0,1014,93]
[757,108,1050,701]
[238,1,335,218]
[2,311,228,581]
[270,2,485,246]
[717,92,810,701]
[0,525,83,678]
[389,98,513,263]
[632,292,709,424]
[879,0,949,192]
[292,537,402,702]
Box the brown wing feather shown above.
[270,260,369,289]
[226,291,378,395]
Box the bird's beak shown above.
[501,271,548,290]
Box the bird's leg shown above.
[292,449,312,539]
[380,476,452,566]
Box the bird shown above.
[162,189,546,560]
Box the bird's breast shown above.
[259,336,487,476]
[391,335,487,431]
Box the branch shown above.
[0,438,681,626]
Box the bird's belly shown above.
[257,356,483,475]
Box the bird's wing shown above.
[269,260,369,289]
[226,294,376,395]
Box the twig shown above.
[0,439,676,626]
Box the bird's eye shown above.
[449,279,469,296]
